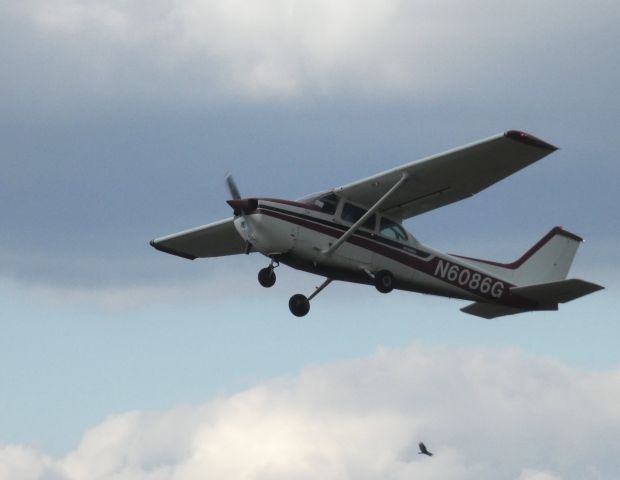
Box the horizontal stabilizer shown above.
[510,279,604,304]
[460,302,534,319]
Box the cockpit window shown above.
[379,217,408,241]
[341,202,376,230]
[314,193,339,215]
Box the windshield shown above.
[379,217,408,241]
[313,193,339,215]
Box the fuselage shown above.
[231,196,539,309]
[151,132,602,318]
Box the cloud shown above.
[0,446,53,480]
[0,263,264,312]
[518,470,562,480]
[1,0,617,288]
[1,0,412,111]
[3,0,617,109]
[2,346,619,479]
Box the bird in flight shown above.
[418,442,433,456]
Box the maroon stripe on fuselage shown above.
[258,207,341,238]
[253,207,545,308]
[259,198,322,212]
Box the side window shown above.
[314,194,338,215]
[379,217,408,241]
[341,202,376,230]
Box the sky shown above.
[1,1,619,479]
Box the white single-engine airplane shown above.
[151,130,603,318]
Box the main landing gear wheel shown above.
[374,270,394,293]
[258,267,276,288]
[289,294,310,317]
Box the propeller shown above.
[225,173,255,252]
[225,172,242,200]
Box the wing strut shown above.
[322,172,409,256]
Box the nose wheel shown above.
[258,259,279,288]
[258,267,276,287]
[288,278,333,317]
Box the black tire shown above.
[258,267,276,288]
[289,294,310,317]
[374,270,394,293]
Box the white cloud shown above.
[170,0,408,97]
[0,446,54,480]
[30,1,129,33]
[2,346,619,479]
[4,0,617,107]
[3,0,412,105]
[518,470,562,480]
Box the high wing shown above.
[150,217,246,260]
[332,130,557,220]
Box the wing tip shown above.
[150,239,197,260]
[505,130,558,152]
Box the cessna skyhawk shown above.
[150,130,603,318]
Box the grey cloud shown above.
[0,0,618,288]
[2,103,617,289]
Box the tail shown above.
[457,227,604,319]
[456,226,582,286]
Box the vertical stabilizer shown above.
[455,227,583,286]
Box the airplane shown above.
[150,130,603,318]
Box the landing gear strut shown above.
[258,259,279,288]
[289,278,333,317]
